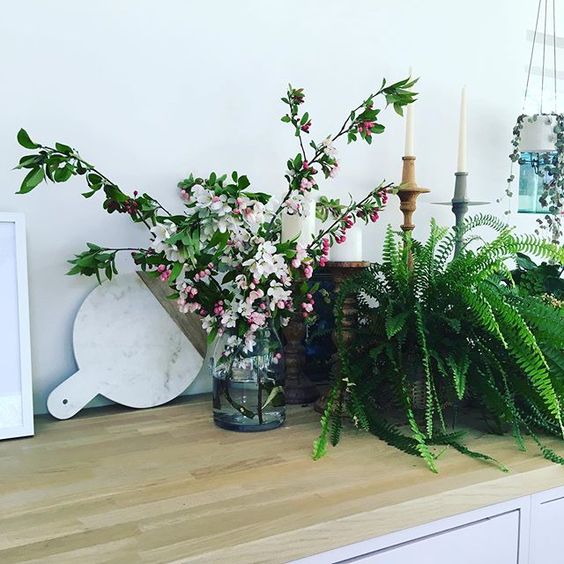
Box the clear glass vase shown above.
[211,327,285,432]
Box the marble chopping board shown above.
[47,273,205,419]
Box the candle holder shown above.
[434,172,489,255]
[396,156,430,233]
[314,261,369,414]
[282,315,320,405]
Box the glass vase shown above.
[211,327,285,432]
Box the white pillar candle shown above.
[457,86,468,172]
[404,103,415,156]
[330,229,363,262]
[281,198,316,246]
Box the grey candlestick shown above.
[453,171,468,201]
[433,172,489,255]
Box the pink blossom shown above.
[303,265,313,279]
[159,269,172,282]
[249,311,266,327]
[249,288,264,302]
[358,121,375,136]
[300,177,314,192]
[291,258,301,269]
[328,162,340,178]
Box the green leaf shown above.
[54,164,73,183]
[17,167,44,194]
[515,253,537,271]
[17,128,39,149]
[385,312,409,338]
[238,175,250,190]
[16,155,42,169]
[222,269,238,284]
[55,142,73,155]
[170,261,183,282]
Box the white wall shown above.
[0,0,551,414]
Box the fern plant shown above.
[314,215,564,472]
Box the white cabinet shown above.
[529,486,564,564]
[295,486,564,564]
[352,511,520,564]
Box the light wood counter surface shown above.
[1,395,563,563]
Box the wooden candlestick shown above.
[283,315,319,405]
[314,261,369,414]
[397,156,430,233]
[394,156,430,269]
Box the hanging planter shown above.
[504,0,563,243]
[506,113,564,242]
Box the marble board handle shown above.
[47,371,100,419]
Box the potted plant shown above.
[506,113,564,243]
[314,215,564,471]
[14,76,417,431]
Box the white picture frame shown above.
[0,213,33,439]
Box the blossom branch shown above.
[308,182,394,251]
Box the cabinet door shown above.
[350,510,520,564]
[529,487,564,564]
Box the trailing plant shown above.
[314,215,564,472]
[505,113,564,243]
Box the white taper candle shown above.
[404,103,415,157]
[457,86,468,172]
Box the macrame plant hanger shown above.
[523,0,558,115]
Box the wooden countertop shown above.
[1,395,563,563]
